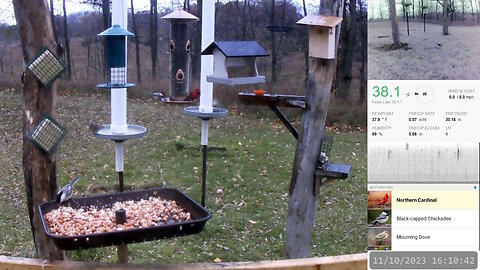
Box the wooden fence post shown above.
[285,0,344,259]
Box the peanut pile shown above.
[44,197,192,236]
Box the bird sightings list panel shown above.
[367,80,480,269]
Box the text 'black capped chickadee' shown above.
[56,176,79,204]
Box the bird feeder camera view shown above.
[0,0,369,268]
[368,0,480,80]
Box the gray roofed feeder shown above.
[202,41,269,85]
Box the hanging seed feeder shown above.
[94,11,146,192]
[26,47,66,87]
[97,25,134,89]
[28,114,67,154]
[161,9,199,102]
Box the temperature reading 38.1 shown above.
[372,86,400,98]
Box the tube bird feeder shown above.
[162,9,199,99]
[93,0,146,192]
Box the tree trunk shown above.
[12,0,64,260]
[86,40,91,80]
[131,0,141,83]
[302,0,309,85]
[150,0,158,79]
[101,0,110,77]
[284,0,343,259]
[62,0,71,80]
[412,0,415,18]
[389,0,402,48]
[49,0,58,43]
[242,0,247,40]
[336,0,357,102]
[270,0,277,83]
[443,0,449,34]
[358,0,366,105]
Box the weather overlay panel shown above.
[367,81,480,269]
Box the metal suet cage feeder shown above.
[97,25,135,88]
[320,135,333,160]
[28,114,67,154]
[26,47,66,87]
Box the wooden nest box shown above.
[202,41,269,85]
[296,15,342,59]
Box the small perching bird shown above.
[369,211,389,227]
[318,152,329,171]
[375,230,389,242]
[88,121,103,133]
[56,176,79,204]
[377,193,389,209]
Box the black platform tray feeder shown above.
[39,187,211,250]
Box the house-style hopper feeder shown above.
[202,41,269,86]
[296,15,342,59]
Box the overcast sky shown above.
[0,0,319,26]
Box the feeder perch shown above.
[184,106,228,120]
[296,15,342,59]
[162,9,199,99]
[201,41,269,85]
[28,114,67,154]
[97,25,135,88]
[93,124,146,141]
[26,47,66,87]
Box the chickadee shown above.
[375,230,389,241]
[318,152,329,170]
[56,176,79,204]
[369,211,389,227]
[88,121,103,133]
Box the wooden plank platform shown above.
[0,253,367,270]
[237,93,305,108]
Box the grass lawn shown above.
[0,87,367,263]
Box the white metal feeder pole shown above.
[112,0,128,194]
[111,0,128,135]
[199,0,215,115]
[199,0,215,207]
